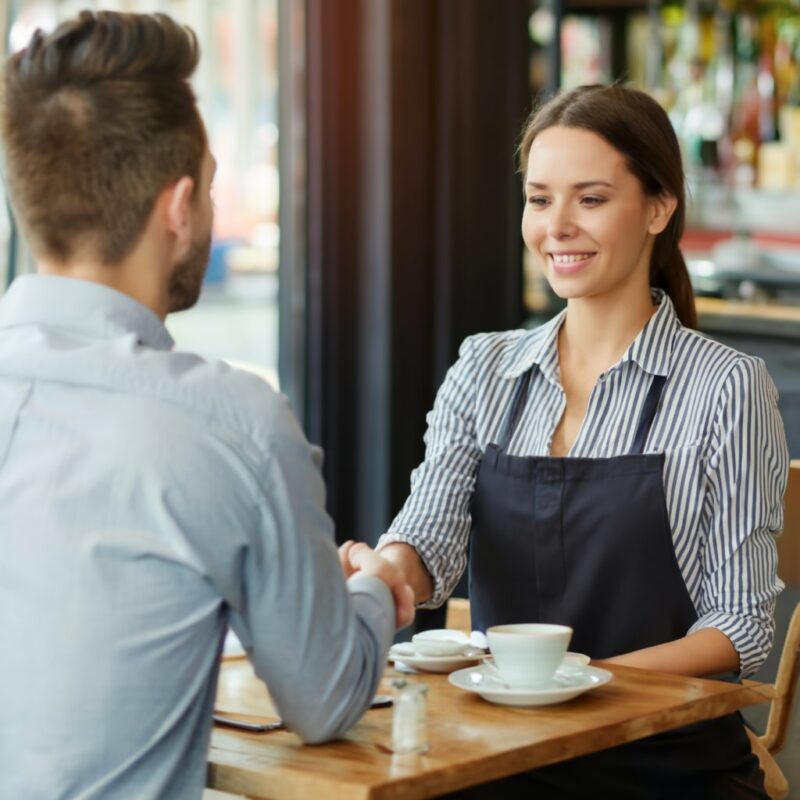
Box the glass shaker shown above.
[390,678,429,754]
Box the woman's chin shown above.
[545,280,591,301]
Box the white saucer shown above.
[448,660,611,706]
[388,645,487,674]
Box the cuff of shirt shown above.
[346,574,395,633]
[688,611,773,679]
[376,532,449,610]
[347,573,395,620]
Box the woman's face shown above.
[521,125,675,304]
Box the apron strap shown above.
[497,371,666,455]
[628,375,667,455]
[495,370,533,452]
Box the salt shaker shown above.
[390,678,429,753]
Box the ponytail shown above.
[650,194,697,330]
[650,244,697,329]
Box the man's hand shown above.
[338,540,415,629]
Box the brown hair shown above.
[1,11,205,265]
[518,84,697,329]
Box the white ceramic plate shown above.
[388,646,488,674]
[412,630,473,656]
[448,660,611,706]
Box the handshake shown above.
[338,540,417,630]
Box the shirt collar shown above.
[495,289,680,380]
[496,308,566,380]
[620,289,679,377]
[0,274,175,351]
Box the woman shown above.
[364,85,788,798]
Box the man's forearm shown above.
[376,542,434,604]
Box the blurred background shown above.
[0,0,281,387]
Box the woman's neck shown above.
[559,284,657,374]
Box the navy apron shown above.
[461,369,767,800]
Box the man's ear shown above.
[648,192,678,235]
[163,176,195,256]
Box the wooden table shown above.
[207,659,771,800]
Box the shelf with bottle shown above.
[657,0,800,188]
[648,0,800,302]
[524,0,800,310]
[550,0,800,192]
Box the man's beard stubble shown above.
[167,233,212,313]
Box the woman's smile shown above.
[548,251,597,274]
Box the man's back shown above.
[0,276,395,799]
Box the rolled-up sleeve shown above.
[688,356,788,677]
[378,336,483,608]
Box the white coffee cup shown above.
[487,623,573,688]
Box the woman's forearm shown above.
[604,628,740,676]
[376,543,434,604]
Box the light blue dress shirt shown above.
[0,275,394,799]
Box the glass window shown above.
[3,0,280,387]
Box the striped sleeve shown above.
[688,356,788,677]
[377,335,484,608]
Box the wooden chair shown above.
[745,460,800,800]
[445,596,471,633]
[746,601,800,800]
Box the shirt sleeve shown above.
[688,356,788,677]
[226,402,395,743]
[377,335,483,608]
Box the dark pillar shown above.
[304,0,530,546]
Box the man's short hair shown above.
[1,11,205,265]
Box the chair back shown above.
[762,601,800,755]
[777,460,800,586]
[763,461,800,755]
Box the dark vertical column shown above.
[303,0,530,548]
[390,1,530,518]
[430,1,529,391]
[305,0,362,538]
[355,0,393,541]
[386,0,437,524]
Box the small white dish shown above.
[412,630,471,657]
[388,643,488,674]
[469,630,488,650]
[448,659,610,706]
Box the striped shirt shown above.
[379,291,788,677]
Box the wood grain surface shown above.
[208,659,770,800]
[695,297,800,325]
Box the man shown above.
[0,11,413,799]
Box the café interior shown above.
[2,0,799,797]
